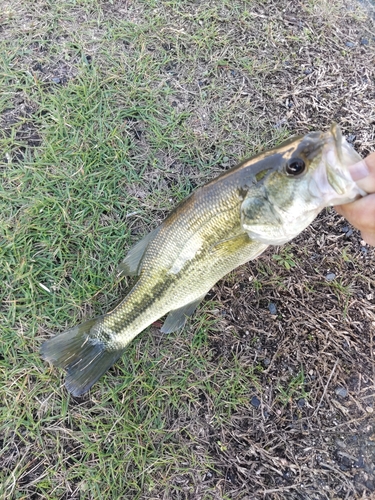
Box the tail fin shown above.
[40,317,125,397]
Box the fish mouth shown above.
[317,123,365,205]
[307,123,365,206]
[325,123,348,196]
[330,123,343,161]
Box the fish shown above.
[41,123,367,396]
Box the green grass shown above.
[276,368,309,406]
[1,0,374,498]
[0,2,276,498]
[272,247,298,271]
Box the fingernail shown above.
[348,160,370,181]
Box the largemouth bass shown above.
[41,124,366,396]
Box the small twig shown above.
[262,485,297,495]
[312,359,339,417]
[325,414,372,431]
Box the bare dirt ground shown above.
[206,211,375,498]
[1,0,375,499]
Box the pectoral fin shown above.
[212,232,251,255]
[161,295,206,334]
[118,228,158,276]
[211,232,269,263]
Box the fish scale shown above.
[41,124,366,396]
[104,180,253,342]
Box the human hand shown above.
[335,151,375,246]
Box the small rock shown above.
[268,302,277,315]
[346,134,356,144]
[339,455,352,471]
[365,480,374,490]
[335,387,348,398]
[336,440,346,448]
[52,77,61,84]
[33,62,43,72]
[297,398,305,408]
[345,41,355,48]
[354,455,365,468]
[341,225,349,233]
[275,119,287,129]
[303,68,312,75]
[221,156,230,167]
[361,247,368,255]
[345,228,353,237]
[360,38,369,46]
[326,273,336,282]
[251,396,261,408]
[263,357,271,367]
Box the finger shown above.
[348,152,375,193]
[335,193,375,233]
[360,230,375,246]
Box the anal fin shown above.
[118,228,158,277]
[161,295,206,334]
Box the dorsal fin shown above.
[118,228,158,277]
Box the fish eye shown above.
[285,158,306,176]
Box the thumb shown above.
[348,151,375,193]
